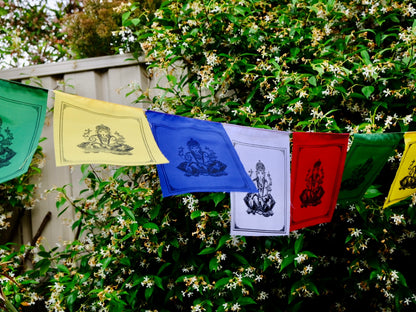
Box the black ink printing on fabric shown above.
[341,157,374,191]
[399,160,416,190]
[177,138,227,177]
[0,117,16,168]
[78,124,134,155]
[300,159,325,208]
[244,160,276,217]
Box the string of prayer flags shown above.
[290,132,349,231]
[223,124,290,236]
[145,111,258,197]
[0,79,48,184]
[338,133,402,202]
[53,91,168,167]
[384,132,416,208]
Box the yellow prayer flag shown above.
[53,91,168,166]
[384,132,416,208]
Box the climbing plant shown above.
[1,0,416,311]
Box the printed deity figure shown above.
[177,138,227,177]
[300,159,325,208]
[399,160,416,190]
[0,118,16,168]
[244,160,275,217]
[78,124,133,155]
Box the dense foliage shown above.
[63,0,134,58]
[0,0,72,67]
[0,143,45,243]
[1,0,416,311]
[0,0,159,67]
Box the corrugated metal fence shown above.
[0,54,157,248]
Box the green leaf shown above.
[121,11,131,24]
[242,277,254,290]
[166,74,177,85]
[209,257,219,271]
[362,86,374,99]
[234,5,248,15]
[113,166,126,179]
[389,14,400,23]
[191,210,202,220]
[280,255,295,272]
[211,192,226,206]
[80,164,90,175]
[215,277,231,289]
[263,258,272,271]
[39,259,51,276]
[101,257,112,270]
[326,0,335,10]
[397,271,408,287]
[198,247,216,255]
[130,222,138,235]
[246,86,259,104]
[253,124,272,129]
[308,282,319,295]
[294,236,303,254]
[303,251,318,258]
[207,211,219,217]
[369,270,379,280]
[120,257,131,267]
[149,204,161,220]
[238,296,256,305]
[216,234,230,250]
[308,76,317,86]
[412,18,416,34]
[363,229,378,242]
[56,196,67,209]
[154,276,164,290]
[67,291,78,311]
[145,287,154,300]
[130,18,141,26]
[143,222,159,231]
[57,264,70,274]
[71,218,82,232]
[312,63,324,75]
[360,50,371,65]
[350,92,366,99]
[364,185,383,198]
[121,206,135,221]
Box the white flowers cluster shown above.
[390,214,405,225]
[182,194,199,212]
[0,212,10,230]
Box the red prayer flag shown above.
[290,132,349,231]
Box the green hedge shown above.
[1,0,416,311]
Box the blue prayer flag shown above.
[145,111,258,197]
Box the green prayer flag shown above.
[338,133,402,202]
[0,79,48,183]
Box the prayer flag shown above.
[384,132,416,208]
[223,124,290,236]
[339,133,402,202]
[0,79,48,184]
[53,91,168,166]
[290,132,349,231]
[145,111,258,197]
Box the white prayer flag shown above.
[223,124,291,236]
